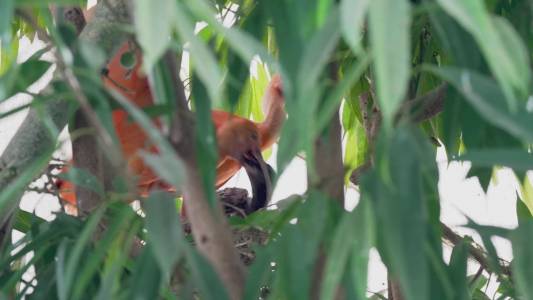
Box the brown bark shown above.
[50,6,106,216]
[441,222,511,277]
[388,278,404,300]
[310,64,346,300]
[349,84,448,185]
[313,110,345,203]
[161,52,246,300]
[0,0,132,245]
[70,112,107,215]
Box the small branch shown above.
[404,83,448,123]
[441,222,512,277]
[349,84,447,185]
[49,5,86,34]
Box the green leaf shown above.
[185,0,277,114]
[57,166,105,196]
[243,246,274,300]
[60,207,106,300]
[0,149,52,214]
[184,245,230,300]
[13,210,46,234]
[516,198,533,225]
[276,192,328,300]
[471,289,491,300]
[510,221,533,299]
[468,273,488,295]
[140,152,184,189]
[435,0,530,110]
[15,0,83,6]
[319,55,370,133]
[279,8,342,171]
[174,1,224,103]
[250,63,269,122]
[457,149,533,171]
[233,78,253,118]
[340,0,370,55]
[321,201,373,300]
[0,59,52,101]
[518,176,533,218]
[343,117,367,181]
[125,245,163,300]
[190,75,218,207]
[369,0,410,124]
[492,16,530,97]
[297,8,341,100]
[144,191,184,280]
[0,0,14,44]
[426,66,533,143]
[0,36,19,76]
[78,40,106,71]
[109,88,184,188]
[361,128,432,300]
[320,213,357,300]
[448,241,469,300]
[70,203,139,300]
[133,0,176,69]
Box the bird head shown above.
[217,119,260,161]
[217,118,274,212]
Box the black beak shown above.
[240,147,275,214]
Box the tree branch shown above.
[310,62,346,300]
[405,83,448,123]
[161,52,246,300]
[350,84,447,185]
[49,5,107,216]
[441,222,512,277]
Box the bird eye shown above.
[251,132,258,141]
[275,86,283,97]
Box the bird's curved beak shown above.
[240,146,275,213]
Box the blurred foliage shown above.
[0,0,532,299]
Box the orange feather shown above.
[57,42,285,211]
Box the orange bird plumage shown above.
[57,41,285,212]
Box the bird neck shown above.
[259,97,285,149]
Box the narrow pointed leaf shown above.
[369,0,410,123]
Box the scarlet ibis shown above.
[57,41,285,214]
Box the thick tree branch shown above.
[161,52,245,300]
[0,0,132,230]
[388,278,404,300]
[49,5,106,216]
[313,110,345,203]
[312,63,346,203]
[310,63,346,300]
